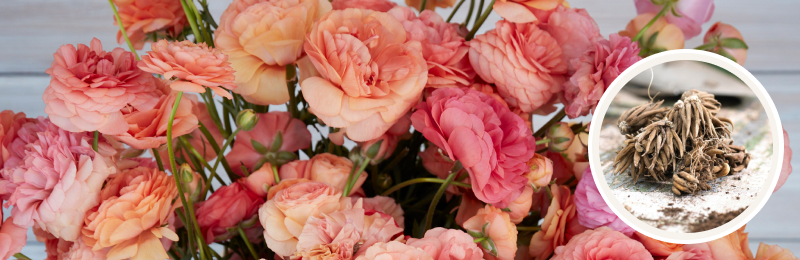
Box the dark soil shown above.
[689,207,747,232]
[659,207,683,218]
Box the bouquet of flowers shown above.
[0,0,793,259]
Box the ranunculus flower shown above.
[0,110,30,170]
[360,113,412,163]
[267,178,310,200]
[359,196,406,228]
[388,7,473,89]
[3,118,116,242]
[196,182,265,244]
[420,146,459,191]
[44,38,159,135]
[754,243,799,260]
[65,238,109,260]
[633,232,682,256]
[215,0,332,105]
[331,0,396,11]
[776,129,793,193]
[0,216,27,259]
[529,185,576,259]
[508,185,534,224]
[455,192,483,226]
[301,8,428,142]
[226,111,311,176]
[406,0,456,11]
[492,0,562,23]
[241,163,277,198]
[82,166,180,260]
[407,227,484,260]
[411,87,535,208]
[539,6,603,69]
[562,34,641,118]
[525,153,553,189]
[278,153,366,195]
[469,20,567,113]
[112,0,187,49]
[297,205,404,258]
[259,181,346,256]
[139,40,236,98]
[683,225,753,260]
[702,22,748,65]
[463,205,518,260]
[552,227,653,260]
[666,248,713,260]
[114,87,199,149]
[357,241,433,260]
[634,0,714,39]
[619,13,685,52]
[574,168,634,236]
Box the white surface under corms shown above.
[599,99,772,233]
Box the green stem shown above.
[152,148,166,171]
[419,0,429,11]
[425,171,457,231]
[632,2,671,43]
[238,226,259,260]
[198,121,235,176]
[464,0,476,26]
[516,226,541,232]
[201,92,226,138]
[447,0,467,22]
[92,131,99,151]
[381,178,471,196]
[107,0,139,59]
[535,138,550,145]
[180,0,204,43]
[533,107,566,138]
[13,254,32,260]
[343,159,370,196]
[465,0,495,40]
[179,136,226,185]
[474,0,485,25]
[210,128,241,178]
[272,163,281,183]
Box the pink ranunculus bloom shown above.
[114,86,199,149]
[469,20,567,113]
[331,0,397,11]
[65,238,108,260]
[267,178,311,200]
[388,7,473,89]
[552,227,653,260]
[3,118,117,242]
[360,113,412,163]
[683,225,753,260]
[754,243,799,260]
[139,40,236,98]
[508,185,534,224]
[407,227,484,260]
[0,110,31,170]
[82,166,180,260]
[44,38,160,135]
[573,168,634,236]
[358,196,406,228]
[420,144,469,197]
[196,182,265,244]
[562,34,641,118]
[357,241,434,260]
[112,0,187,50]
[226,111,311,176]
[539,6,603,72]
[463,205,518,260]
[411,87,536,208]
[35,226,72,260]
[259,181,346,257]
[703,22,748,65]
[215,0,332,105]
[632,232,683,257]
[492,0,562,23]
[666,248,713,260]
[297,204,404,259]
[528,185,576,260]
[634,0,714,39]
[776,129,793,193]
[301,8,428,142]
[455,192,483,227]
[0,216,28,259]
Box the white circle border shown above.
[587,49,784,244]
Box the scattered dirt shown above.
[659,207,683,218]
[689,207,747,232]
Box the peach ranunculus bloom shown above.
[754,243,799,260]
[112,0,187,50]
[196,182,265,244]
[357,241,434,260]
[406,0,456,11]
[0,110,31,170]
[776,129,793,193]
[3,118,117,242]
[683,225,754,260]
[215,0,332,105]
[358,196,406,228]
[139,40,236,98]
[493,0,561,23]
[0,216,28,259]
[634,0,714,39]
[528,184,576,260]
[702,22,748,66]
[114,85,200,149]
[388,7,474,89]
[633,232,683,257]
[619,13,685,53]
[665,248,713,260]
[301,8,428,142]
[277,153,366,196]
[331,0,397,11]
[508,185,534,224]
[525,153,553,189]
[226,111,311,176]
[552,227,653,260]
[44,38,160,135]
[406,227,484,260]
[259,181,347,256]
[469,20,567,113]
[81,166,180,260]
[463,205,518,260]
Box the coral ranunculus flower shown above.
[463,205,518,260]
[683,225,753,260]
[0,216,28,259]
[754,243,799,260]
[634,0,714,39]
[138,40,236,98]
[469,20,567,113]
[574,168,634,236]
[114,87,200,149]
[529,185,576,260]
[633,232,682,257]
[406,227,484,260]
[0,110,30,170]
[388,7,473,89]
[81,166,180,260]
[297,205,404,259]
[357,241,434,260]
[44,38,159,135]
[196,182,265,244]
[539,7,603,71]
[552,227,653,260]
[331,0,397,11]
[112,0,187,50]
[411,87,536,207]
[508,185,534,224]
[525,153,554,189]
[215,0,332,105]
[226,111,311,176]
[493,0,561,23]
[302,8,428,142]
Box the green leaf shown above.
[365,139,384,159]
[270,131,283,152]
[251,140,270,154]
[554,137,571,144]
[694,42,718,51]
[717,48,738,63]
[720,38,749,49]
[646,32,660,47]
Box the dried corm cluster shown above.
[612,89,751,196]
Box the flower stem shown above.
[179,136,226,185]
[425,170,458,231]
[632,1,671,43]
[516,226,541,232]
[381,178,471,196]
[180,0,204,43]
[464,0,476,27]
[238,226,259,260]
[152,148,166,171]
[198,121,234,176]
[92,131,99,151]
[474,0,485,25]
[343,159,370,196]
[210,128,242,180]
[535,138,551,145]
[13,254,31,260]
[465,0,495,40]
[107,0,139,59]
[533,107,566,138]
[272,163,281,183]
[447,0,467,22]
[419,0,429,11]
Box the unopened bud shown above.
[364,139,384,160]
[375,173,392,189]
[179,163,194,183]
[236,109,258,131]
[546,122,575,152]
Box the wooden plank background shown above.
[2,0,799,258]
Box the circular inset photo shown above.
[588,50,783,244]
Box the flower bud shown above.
[375,173,392,190]
[349,146,364,165]
[524,153,554,189]
[236,109,258,131]
[364,139,384,160]
[179,165,206,202]
[701,22,748,65]
[179,163,194,183]
[546,122,575,152]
